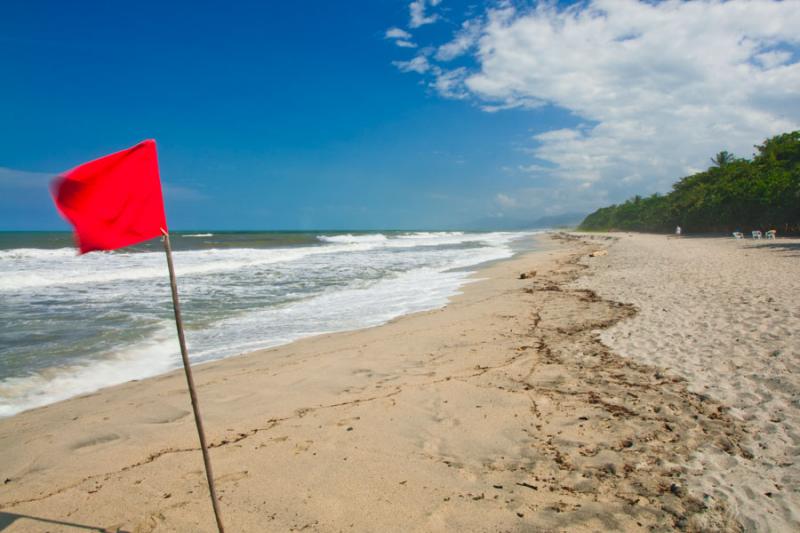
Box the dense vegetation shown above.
[579,131,800,234]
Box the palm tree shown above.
[711,150,735,167]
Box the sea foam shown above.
[0,230,535,416]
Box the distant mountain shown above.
[465,212,585,231]
[527,212,587,229]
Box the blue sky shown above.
[2,1,798,230]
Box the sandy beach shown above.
[1,232,799,532]
[572,233,800,531]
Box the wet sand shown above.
[2,232,793,531]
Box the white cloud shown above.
[432,67,468,99]
[385,27,412,40]
[517,163,552,174]
[495,193,517,208]
[535,129,582,143]
[755,50,792,69]
[386,27,418,48]
[393,55,431,74]
[410,0,442,29]
[480,98,544,113]
[392,0,800,212]
[491,185,613,218]
[436,19,481,61]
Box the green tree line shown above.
[579,131,800,234]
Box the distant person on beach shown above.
[676,226,682,236]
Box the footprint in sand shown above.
[336,416,361,428]
[215,470,250,485]
[69,432,121,451]
[141,407,190,425]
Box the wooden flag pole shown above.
[161,229,225,533]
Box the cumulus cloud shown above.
[435,19,481,61]
[431,67,468,99]
[392,0,800,213]
[410,0,442,29]
[385,27,417,48]
[755,50,792,69]
[385,27,412,40]
[393,55,431,74]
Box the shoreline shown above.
[1,232,789,531]
[0,234,547,424]
[1,235,562,498]
[0,231,536,418]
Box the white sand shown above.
[573,233,800,531]
[2,233,795,531]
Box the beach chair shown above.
[732,232,744,240]
[766,230,776,240]
[752,230,762,239]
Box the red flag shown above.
[51,139,168,254]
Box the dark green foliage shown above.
[710,150,736,168]
[579,131,800,233]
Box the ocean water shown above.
[0,230,537,417]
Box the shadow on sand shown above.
[0,512,130,532]
[741,240,800,256]
[665,233,800,256]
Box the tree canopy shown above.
[579,131,800,234]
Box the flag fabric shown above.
[51,139,168,254]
